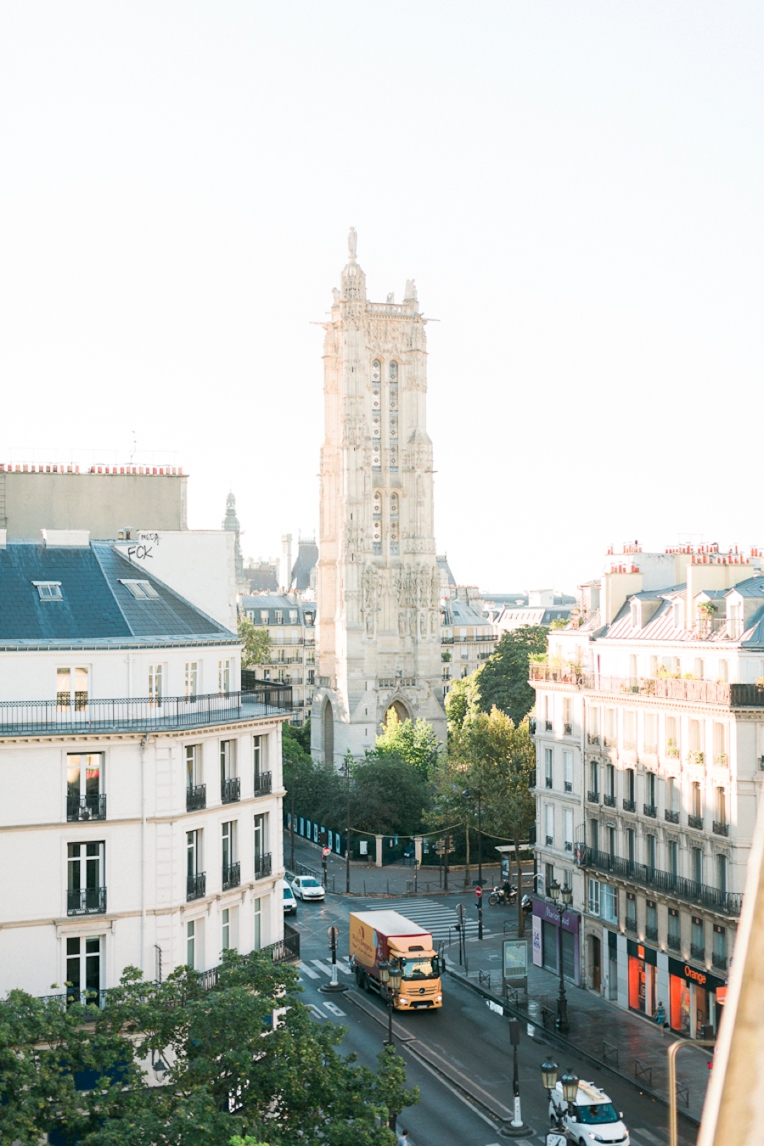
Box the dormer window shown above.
[672,600,684,629]
[33,581,62,601]
[630,601,640,628]
[119,579,159,600]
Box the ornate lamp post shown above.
[548,879,573,1033]
[378,960,402,1047]
[540,1059,579,1135]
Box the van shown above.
[281,878,297,915]
[549,1078,630,1146]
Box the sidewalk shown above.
[443,915,710,1127]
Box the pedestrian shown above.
[397,1130,409,1146]
[655,1001,667,1036]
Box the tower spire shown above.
[340,226,366,302]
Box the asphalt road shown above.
[288,890,698,1146]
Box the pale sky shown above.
[1,3,762,593]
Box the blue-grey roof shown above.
[727,576,764,598]
[0,541,235,646]
[241,595,316,623]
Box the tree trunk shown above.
[464,824,471,887]
[515,836,524,937]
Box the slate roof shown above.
[241,595,316,624]
[290,539,318,592]
[0,541,235,646]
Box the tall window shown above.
[222,821,238,888]
[646,900,657,938]
[715,788,727,829]
[67,842,105,914]
[544,748,553,788]
[57,666,89,711]
[253,897,262,950]
[626,893,637,932]
[713,723,728,763]
[645,771,656,809]
[186,745,200,788]
[588,878,601,916]
[185,662,199,700]
[692,916,704,957]
[689,720,702,753]
[624,710,637,749]
[545,805,554,846]
[601,884,617,925]
[222,907,231,952]
[626,769,635,805]
[646,834,656,872]
[254,813,269,877]
[187,830,201,877]
[668,840,679,878]
[66,753,104,820]
[644,713,657,754]
[713,925,726,967]
[692,847,703,885]
[148,664,163,707]
[691,781,703,823]
[389,361,399,472]
[563,750,573,792]
[589,760,599,797]
[589,820,599,852]
[666,716,679,756]
[626,828,635,864]
[187,920,196,968]
[717,854,728,893]
[218,659,232,696]
[66,936,101,1004]
[564,809,573,852]
[220,740,238,803]
[668,908,680,950]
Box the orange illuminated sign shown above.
[684,964,707,986]
[716,987,728,1002]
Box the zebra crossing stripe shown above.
[300,963,320,980]
[369,899,486,940]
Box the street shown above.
[288,885,697,1146]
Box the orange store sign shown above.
[684,964,707,986]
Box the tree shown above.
[2,951,418,1146]
[444,672,482,737]
[237,616,272,668]
[351,752,430,836]
[375,710,441,776]
[425,750,474,884]
[477,626,548,726]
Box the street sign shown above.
[322,846,331,857]
[327,926,338,941]
[503,939,528,979]
[546,1133,567,1146]
[475,886,482,898]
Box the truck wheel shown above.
[488,894,498,906]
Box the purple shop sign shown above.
[531,896,580,934]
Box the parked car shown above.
[549,1078,630,1146]
[281,878,297,915]
[291,875,325,902]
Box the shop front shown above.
[668,957,726,1039]
[531,897,581,986]
[627,939,657,1017]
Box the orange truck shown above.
[349,909,443,1010]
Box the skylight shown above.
[119,579,160,600]
[33,581,63,601]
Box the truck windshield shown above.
[572,1102,618,1125]
[399,956,439,980]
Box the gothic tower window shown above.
[373,490,383,555]
[389,361,399,472]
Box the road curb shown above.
[445,963,701,1130]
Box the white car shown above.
[291,875,325,902]
[282,879,297,915]
[549,1079,630,1146]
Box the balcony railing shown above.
[623,798,636,813]
[587,733,600,745]
[221,777,240,805]
[187,872,206,901]
[187,784,206,812]
[222,862,241,891]
[530,664,583,685]
[0,686,293,737]
[564,781,573,793]
[645,925,658,942]
[66,793,107,822]
[691,943,705,961]
[532,666,764,708]
[603,794,616,808]
[545,777,553,789]
[575,845,742,915]
[545,721,552,731]
[665,809,680,824]
[67,886,107,916]
[587,791,600,804]
[713,821,729,837]
[667,934,681,952]
[625,916,637,934]
[564,722,572,735]
[688,815,704,830]
[255,852,273,881]
[712,952,728,971]
[254,771,273,797]
[644,804,657,818]
[545,835,553,846]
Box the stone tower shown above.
[311,230,446,766]
[222,491,244,586]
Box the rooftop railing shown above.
[576,845,742,916]
[0,686,292,736]
[530,665,764,708]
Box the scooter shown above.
[488,885,517,906]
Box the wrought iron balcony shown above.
[0,686,293,737]
[254,771,272,797]
[667,934,681,952]
[713,821,729,837]
[187,872,206,901]
[66,793,107,822]
[575,845,742,915]
[545,776,553,789]
[187,784,206,812]
[587,733,600,746]
[545,835,553,846]
[221,777,240,804]
[564,781,573,793]
[691,943,705,961]
[623,798,636,813]
[645,925,658,942]
[688,815,704,830]
[712,952,727,970]
[255,852,272,881]
[665,809,680,824]
[564,841,573,852]
[603,794,616,808]
[67,886,107,916]
[644,804,657,818]
[222,862,241,890]
[587,791,600,804]
[545,721,553,731]
[625,916,637,934]
[564,722,572,735]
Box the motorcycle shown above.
[488,885,517,906]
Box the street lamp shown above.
[378,960,402,1046]
[548,879,573,1033]
[539,1059,579,1133]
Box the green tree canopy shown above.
[444,672,483,737]
[237,616,272,668]
[477,626,548,725]
[1,951,418,1146]
[374,710,441,776]
[351,752,430,836]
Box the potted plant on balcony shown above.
[667,739,680,758]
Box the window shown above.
[715,788,727,829]
[605,763,615,798]
[545,805,554,847]
[222,821,238,886]
[563,750,573,792]
[254,813,269,876]
[564,809,573,852]
[646,900,657,940]
[253,897,262,950]
[589,820,599,852]
[717,854,728,893]
[57,666,89,711]
[690,720,702,753]
[605,708,616,743]
[307,668,315,685]
[626,893,637,932]
[119,579,159,599]
[691,781,702,820]
[624,711,637,749]
[185,662,199,700]
[222,907,231,952]
[186,744,200,788]
[666,716,679,757]
[588,878,601,916]
[67,842,105,915]
[220,740,237,802]
[274,611,283,625]
[187,830,204,899]
[33,580,62,600]
[260,610,268,625]
[544,748,553,788]
[305,612,314,626]
[646,834,656,872]
[563,698,572,732]
[607,826,616,857]
[672,600,684,629]
[289,610,297,624]
[253,735,266,782]
[668,908,680,950]
[148,664,163,706]
[218,659,232,696]
[589,760,599,797]
[692,847,703,885]
[187,920,196,968]
[694,658,705,681]
[668,840,679,878]
[67,753,105,820]
[718,659,729,683]
[692,916,704,958]
[589,707,600,739]
[713,925,726,967]
[666,776,678,815]
[644,713,657,754]
[714,723,728,762]
[602,884,618,924]
[646,771,656,808]
[66,935,101,1004]
[625,768,635,804]
[626,828,635,863]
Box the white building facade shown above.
[312,231,446,765]
[532,543,764,1040]
[241,594,316,725]
[0,538,290,1002]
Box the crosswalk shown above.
[490,1132,665,1146]
[369,898,486,942]
[299,957,352,981]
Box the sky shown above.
[1,2,762,593]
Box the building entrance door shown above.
[591,936,601,991]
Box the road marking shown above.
[300,963,320,980]
[370,898,482,941]
[307,1004,325,1020]
[399,1043,499,1129]
[634,1131,666,1146]
[323,1001,347,1017]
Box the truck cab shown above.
[349,910,443,1010]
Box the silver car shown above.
[291,875,325,901]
